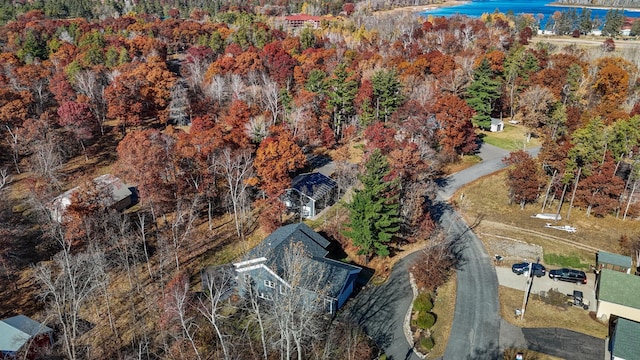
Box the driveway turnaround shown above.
[523,328,605,360]
[342,251,423,360]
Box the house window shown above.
[244,274,251,283]
[264,280,275,288]
[279,285,286,295]
[258,292,272,300]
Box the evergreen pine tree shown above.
[343,149,400,262]
[466,58,501,130]
[372,69,403,122]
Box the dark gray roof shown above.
[307,257,361,298]
[290,173,336,201]
[245,223,360,298]
[613,317,640,359]
[247,222,330,259]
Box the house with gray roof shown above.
[50,174,137,222]
[0,315,53,358]
[596,269,640,321]
[233,223,361,315]
[283,173,337,219]
[609,317,640,360]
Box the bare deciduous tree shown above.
[199,266,235,360]
[264,243,330,360]
[260,75,280,127]
[205,75,227,104]
[215,148,255,241]
[0,168,9,191]
[161,272,201,360]
[35,229,102,360]
[74,70,108,135]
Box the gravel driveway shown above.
[495,266,597,309]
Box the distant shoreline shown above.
[374,0,640,18]
[547,2,640,12]
[373,0,469,16]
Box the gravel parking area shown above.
[495,266,597,310]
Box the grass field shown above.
[499,286,608,339]
[426,273,456,359]
[479,123,542,151]
[455,171,640,257]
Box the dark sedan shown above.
[511,262,546,277]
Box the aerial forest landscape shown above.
[1,0,640,359]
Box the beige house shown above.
[596,269,640,321]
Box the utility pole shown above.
[520,257,540,321]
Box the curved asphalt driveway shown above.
[439,144,545,359]
[342,250,423,360]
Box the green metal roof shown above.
[613,318,640,359]
[599,269,640,309]
[597,251,632,269]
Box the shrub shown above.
[414,292,433,313]
[538,288,568,309]
[416,312,436,329]
[379,355,387,360]
[419,336,434,351]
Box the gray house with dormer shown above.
[233,223,361,315]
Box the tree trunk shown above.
[624,179,638,220]
[541,170,557,212]
[556,183,568,219]
[567,167,582,220]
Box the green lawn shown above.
[479,123,541,151]
[544,253,590,269]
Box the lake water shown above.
[420,0,640,28]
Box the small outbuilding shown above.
[50,174,137,222]
[0,315,53,358]
[597,251,633,274]
[490,118,504,132]
[283,173,337,219]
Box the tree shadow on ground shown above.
[466,340,503,360]
[339,268,408,350]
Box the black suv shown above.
[511,262,546,277]
[548,268,587,284]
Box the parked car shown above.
[548,268,587,284]
[511,262,546,277]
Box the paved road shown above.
[523,328,605,360]
[439,204,502,359]
[438,144,539,200]
[439,144,525,359]
[342,251,423,360]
